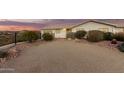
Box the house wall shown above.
[115,28,124,33]
[71,22,123,33]
[53,29,66,38]
[41,29,66,38]
[41,22,124,38]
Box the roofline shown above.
[41,20,124,30]
[41,28,63,30]
[69,20,119,29]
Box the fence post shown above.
[14,32,17,45]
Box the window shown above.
[99,28,109,32]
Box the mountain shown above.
[0,20,45,31]
[2,19,124,31]
[0,19,85,31]
[0,19,122,31]
[3,19,123,31]
[40,19,85,25]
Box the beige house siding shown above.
[41,29,66,38]
[71,22,116,33]
[41,21,124,38]
[54,29,66,38]
[114,28,124,33]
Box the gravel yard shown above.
[0,40,124,73]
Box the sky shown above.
[0,19,51,23]
[0,19,47,31]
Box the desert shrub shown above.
[87,30,104,42]
[0,51,8,58]
[17,32,26,42]
[66,32,75,39]
[114,32,124,41]
[20,31,39,43]
[0,32,14,46]
[75,30,87,39]
[42,33,54,41]
[17,31,41,42]
[118,43,124,52]
[104,32,114,40]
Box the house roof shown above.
[41,19,124,30]
[41,23,81,30]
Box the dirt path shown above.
[1,40,124,73]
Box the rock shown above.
[8,48,19,59]
[111,39,117,44]
[0,58,6,63]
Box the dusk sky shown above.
[0,19,49,31]
[0,19,51,23]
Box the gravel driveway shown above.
[1,40,124,73]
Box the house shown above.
[41,19,124,38]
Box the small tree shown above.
[42,33,54,41]
[104,32,114,40]
[87,30,104,42]
[114,32,124,41]
[21,31,39,43]
[75,30,87,39]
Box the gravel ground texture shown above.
[0,39,124,73]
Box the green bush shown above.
[0,51,8,58]
[17,32,26,42]
[118,43,124,52]
[66,32,75,39]
[42,33,54,41]
[20,31,39,43]
[104,32,114,40]
[75,30,87,39]
[114,32,124,41]
[87,30,104,42]
[17,31,41,42]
